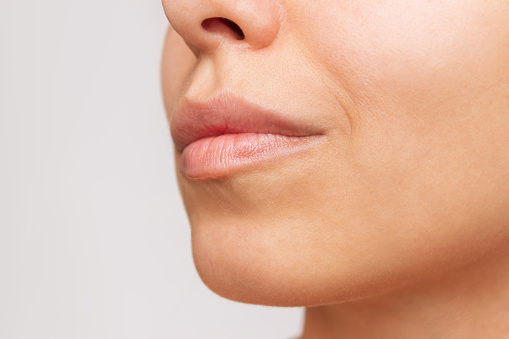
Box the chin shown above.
[187,214,420,307]
[189,216,306,306]
[185,200,508,308]
[175,138,509,308]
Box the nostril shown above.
[201,17,245,41]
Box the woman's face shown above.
[162,0,509,306]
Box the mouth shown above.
[170,91,324,180]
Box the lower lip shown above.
[179,133,318,179]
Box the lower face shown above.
[162,0,509,306]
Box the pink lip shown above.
[170,92,323,179]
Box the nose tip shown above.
[163,0,282,53]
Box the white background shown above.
[0,0,302,338]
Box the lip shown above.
[170,92,324,179]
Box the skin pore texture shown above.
[161,1,509,338]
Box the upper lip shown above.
[170,91,323,152]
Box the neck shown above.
[300,253,509,339]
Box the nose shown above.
[162,0,282,54]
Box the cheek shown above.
[289,0,509,289]
[292,1,508,112]
[292,0,509,195]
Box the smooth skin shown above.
[161,1,509,338]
